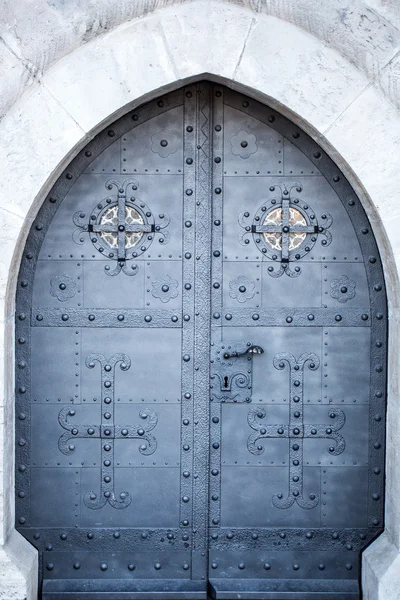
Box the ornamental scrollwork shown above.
[58,352,158,510]
[239,183,333,277]
[247,352,346,510]
[73,179,170,276]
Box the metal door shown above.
[15,82,386,600]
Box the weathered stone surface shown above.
[234,14,370,133]
[43,15,176,132]
[325,85,400,221]
[379,52,400,112]
[248,0,400,80]
[0,39,34,121]
[0,83,85,221]
[0,532,37,599]
[161,1,254,81]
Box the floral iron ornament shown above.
[151,129,180,158]
[230,129,258,159]
[151,275,179,303]
[330,275,356,303]
[229,275,256,303]
[239,183,333,277]
[50,274,76,302]
[73,179,170,276]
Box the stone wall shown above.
[1,1,400,598]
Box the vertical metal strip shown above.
[209,85,224,532]
[181,86,197,548]
[192,81,212,581]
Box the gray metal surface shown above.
[15,82,387,599]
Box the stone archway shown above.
[1,2,400,598]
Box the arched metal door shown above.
[15,82,387,600]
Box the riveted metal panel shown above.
[208,85,386,599]
[16,82,387,599]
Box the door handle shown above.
[223,345,264,360]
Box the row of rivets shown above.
[211,312,372,322]
[47,560,190,571]
[209,561,352,571]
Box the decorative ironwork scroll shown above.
[73,179,170,276]
[239,183,332,277]
[58,353,158,509]
[247,352,346,509]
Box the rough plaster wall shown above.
[1,0,400,119]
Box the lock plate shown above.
[210,342,254,403]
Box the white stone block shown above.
[161,1,254,82]
[0,82,84,221]
[0,531,37,600]
[0,40,33,121]
[248,0,400,80]
[234,14,370,134]
[325,85,400,237]
[43,15,176,133]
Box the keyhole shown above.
[223,376,229,388]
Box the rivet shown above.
[100,563,108,571]
[128,563,136,571]
[183,354,190,362]
[46,563,54,571]
[73,561,81,570]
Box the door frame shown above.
[1,5,400,598]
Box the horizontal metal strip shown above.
[209,527,377,552]
[43,579,207,600]
[18,527,191,552]
[209,578,358,600]
[213,308,372,327]
[31,309,182,328]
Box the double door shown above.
[15,82,386,599]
